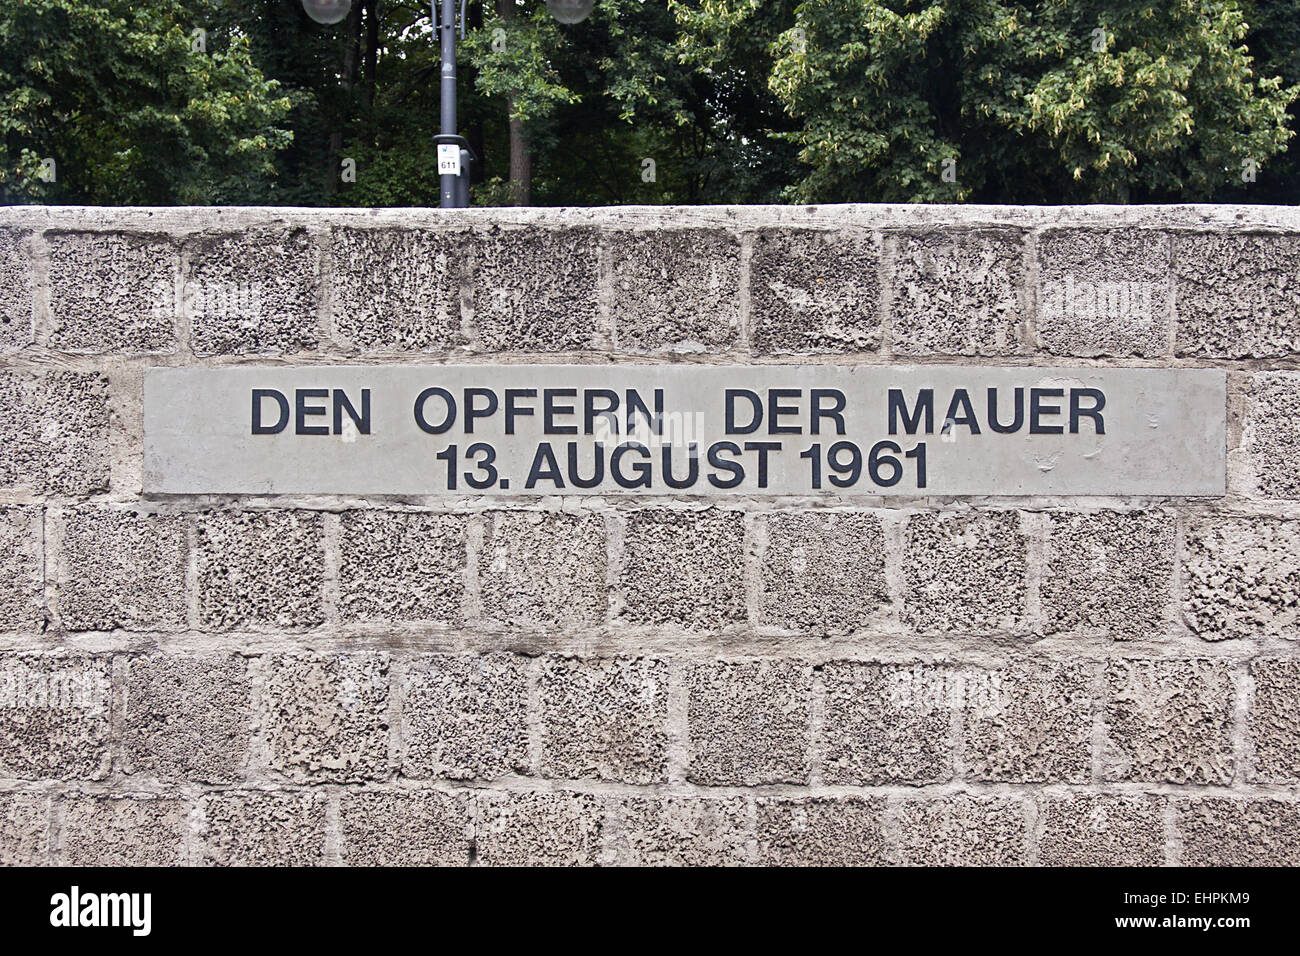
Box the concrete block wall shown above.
[1,203,1299,866]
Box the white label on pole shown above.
[437,144,461,176]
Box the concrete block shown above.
[470,227,599,351]
[1243,372,1300,498]
[59,795,185,866]
[1174,232,1300,358]
[0,507,43,631]
[756,796,886,866]
[609,229,740,352]
[58,508,188,631]
[1036,229,1170,357]
[0,655,112,780]
[340,790,471,866]
[402,653,529,781]
[186,228,319,355]
[474,790,602,866]
[1103,659,1234,784]
[123,655,251,783]
[338,511,466,625]
[687,659,812,785]
[263,654,390,783]
[759,512,887,634]
[895,795,1027,866]
[750,229,881,353]
[47,231,177,352]
[539,656,668,784]
[962,661,1092,783]
[902,511,1027,633]
[1183,516,1300,641]
[889,230,1026,356]
[618,509,745,630]
[1177,798,1300,865]
[608,796,749,866]
[198,510,324,630]
[329,227,464,351]
[1042,510,1175,640]
[201,790,327,866]
[0,793,47,865]
[0,228,34,350]
[480,510,607,630]
[822,662,953,785]
[1250,658,1300,781]
[0,371,110,495]
[1038,794,1164,865]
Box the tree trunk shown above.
[497,0,532,205]
[326,2,363,196]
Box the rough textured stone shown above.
[201,790,327,866]
[338,511,466,624]
[610,229,741,352]
[902,511,1027,633]
[687,659,812,785]
[822,662,953,785]
[1103,659,1234,784]
[1042,510,1175,640]
[539,656,668,784]
[1036,229,1170,357]
[889,230,1026,355]
[470,227,599,351]
[749,229,881,353]
[618,509,745,630]
[474,790,602,866]
[340,790,471,866]
[330,227,464,351]
[1174,232,1300,358]
[123,655,251,783]
[608,796,749,866]
[1250,658,1300,781]
[1178,798,1300,865]
[402,653,529,781]
[0,371,110,495]
[47,231,177,351]
[0,655,112,780]
[198,510,324,630]
[60,796,185,866]
[963,661,1093,783]
[0,507,43,631]
[0,228,34,350]
[756,796,886,865]
[759,511,888,634]
[1038,795,1164,865]
[187,229,319,355]
[58,509,188,631]
[1183,516,1300,641]
[263,655,390,783]
[1243,372,1300,498]
[0,793,47,865]
[896,795,1026,866]
[480,511,607,630]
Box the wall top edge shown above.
[1,202,1299,232]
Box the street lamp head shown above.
[546,0,594,25]
[301,0,352,25]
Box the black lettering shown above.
[987,387,1024,433]
[1070,388,1106,434]
[414,386,456,434]
[544,388,579,435]
[726,389,763,434]
[332,388,371,435]
[706,441,744,489]
[888,388,934,435]
[252,388,289,435]
[744,441,781,489]
[525,443,565,489]
[661,444,700,489]
[505,388,536,435]
[944,389,981,435]
[464,388,499,433]
[626,389,664,436]
[611,442,652,489]
[566,442,605,489]
[584,389,619,436]
[811,389,847,435]
[296,388,330,435]
[1030,388,1065,434]
[768,388,802,434]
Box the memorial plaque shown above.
[143,365,1226,496]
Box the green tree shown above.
[767,0,1297,203]
[0,0,294,204]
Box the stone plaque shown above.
[143,365,1225,496]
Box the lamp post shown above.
[434,0,474,208]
